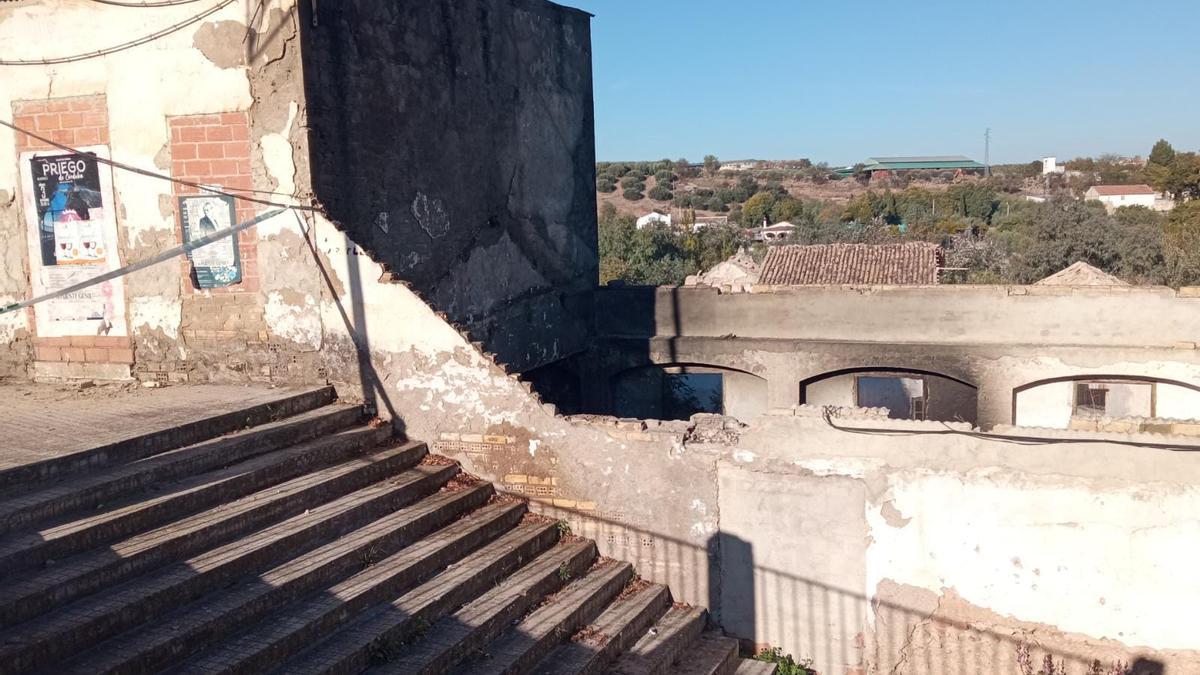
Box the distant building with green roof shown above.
[835,155,986,178]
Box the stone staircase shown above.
[0,387,774,675]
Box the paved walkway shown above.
[0,382,318,472]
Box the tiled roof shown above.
[1036,261,1128,286]
[758,242,943,286]
[1088,184,1155,196]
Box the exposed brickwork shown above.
[167,112,259,295]
[12,96,110,151]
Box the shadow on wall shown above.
[543,504,1169,675]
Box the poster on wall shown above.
[20,147,127,338]
[179,194,242,289]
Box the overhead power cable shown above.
[0,117,315,211]
[88,0,206,6]
[0,208,286,316]
[0,0,237,65]
[820,406,1200,452]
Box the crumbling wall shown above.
[0,0,328,385]
[297,0,598,373]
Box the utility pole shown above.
[984,128,992,177]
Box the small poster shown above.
[179,194,242,289]
[20,147,127,337]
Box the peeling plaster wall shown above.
[296,0,598,374]
[725,414,1200,675]
[0,0,312,383]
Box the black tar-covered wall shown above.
[298,0,598,372]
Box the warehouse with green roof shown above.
[835,155,986,177]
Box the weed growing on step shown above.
[558,561,573,582]
[556,520,572,537]
[754,647,815,675]
[1017,643,1133,675]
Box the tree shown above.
[703,155,721,177]
[1163,152,1200,201]
[623,188,645,201]
[596,176,616,193]
[648,184,673,201]
[620,175,645,191]
[1163,200,1200,286]
[1149,139,1176,167]
[1006,198,1120,283]
[741,191,777,227]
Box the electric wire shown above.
[0,0,237,66]
[0,117,316,211]
[88,0,206,6]
[819,406,1200,452]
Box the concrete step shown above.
[0,385,337,493]
[258,519,562,675]
[530,582,672,675]
[370,539,598,674]
[0,434,414,639]
[0,464,459,675]
[733,660,778,675]
[59,481,494,675]
[453,559,634,675]
[610,605,708,675]
[666,633,740,675]
[0,410,372,576]
[0,404,362,538]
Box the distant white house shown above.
[1041,157,1066,175]
[747,222,796,242]
[636,212,672,229]
[1084,184,1159,213]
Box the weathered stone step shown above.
[176,504,543,675]
[611,605,708,675]
[452,559,634,675]
[530,582,672,675]
[0,435,416,646]
[666,633,740,675]
[0,415,376,576]
[369,539,598,674]
[0,465,458,675]
[733,659,778,675]
[59,481,493,675]
[0,385,336,493]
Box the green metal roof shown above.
[835,155,985,174]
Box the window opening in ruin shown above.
[664,372,723,420]
[1071,380,1154,419]
[855,375,927,420]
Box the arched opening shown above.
[800,367,978,424]
[1013,375,1200,430]
[611,363,768,422]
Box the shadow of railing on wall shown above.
[531,501,1166,675]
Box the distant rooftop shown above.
[836,155,985,174]
[869,155,975,163]
[1088,184,1156,196]
[1036,261,1128,287]
[759,242,943,286]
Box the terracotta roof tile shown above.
[758,242,943,286]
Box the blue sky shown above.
[564,0,1200,165]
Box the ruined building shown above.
[1,1,1199,674]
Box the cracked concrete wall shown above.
[721,413,1200,675]
[296,0,598,374]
